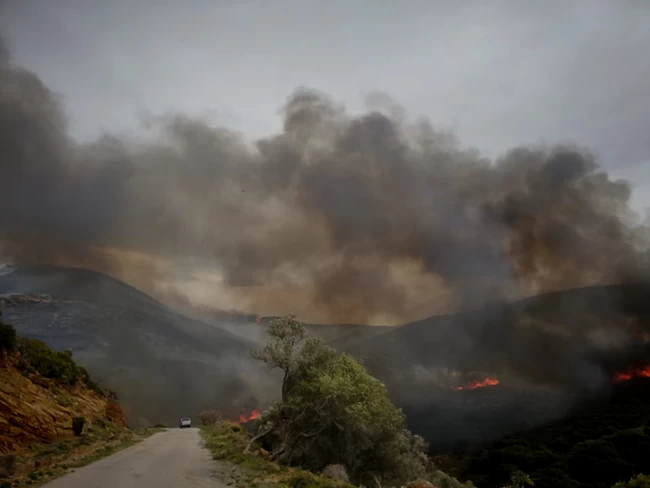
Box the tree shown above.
[0,314,16,354]
[251,315,428,486]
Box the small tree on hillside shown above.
[250,315,428,486]
[0,313,16,357]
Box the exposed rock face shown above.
[0,355,127,453]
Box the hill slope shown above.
[0,323,127,453]
[3,264,650,450]
[441,378,650,488]
[343,284,650,449]
[0,265,268,426]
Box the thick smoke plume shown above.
[1,39,648,325]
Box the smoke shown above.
[1,38,648,325]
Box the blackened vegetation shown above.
[441,378,650,488]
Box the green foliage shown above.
[613,474,650,488]
[72,416,85,436]
[17,337,82,385]
[0,316,16,353]
[502,471,535,488]
[253,316,428,486]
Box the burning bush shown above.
[250,315,429,486]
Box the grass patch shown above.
[5,424,163,487]
[200,422,354,488]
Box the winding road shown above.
[43,428,226,488]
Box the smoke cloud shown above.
[1,38,648,325]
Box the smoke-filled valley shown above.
[2,36,649,325]
[2,27,650,466]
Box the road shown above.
[43,428,227,488]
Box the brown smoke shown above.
[1,40,648,324]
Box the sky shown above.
[1,0,649,196]
[1,0,649,212]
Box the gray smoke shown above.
[1,38,648,325]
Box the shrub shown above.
[72,416,85,436]
[322,464,350,483]
[0,318,16,354]
[16,337,82,385]
[199,409,222,426]
[0,454,16,479]
[613,474,650,488]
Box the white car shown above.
[179,417,192,428]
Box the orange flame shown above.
[613,365,650,382]
[237,410,260,424]
[451,377,500,391]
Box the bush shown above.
[72,416,85,436]
[17,337,83,385]
[613,474,650,488]
[199,409,222,426]
[0,319,16,354]
[0,454,16,479]
[322,464,350,484]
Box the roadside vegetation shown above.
[202,315,473,488]
[0,423,163,488]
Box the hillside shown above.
[439,377,650,488]
[0,339,126,453]
[342,283,650,448]
[0,265,269,427]
[3,264,650,451]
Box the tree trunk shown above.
[244,427,274,454]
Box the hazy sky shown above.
[2,0,650,211]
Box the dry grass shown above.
[200,422,355,488]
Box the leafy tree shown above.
[251,315,428,486]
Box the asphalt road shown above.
[43,428,227,488]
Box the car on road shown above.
[178,417,192,428]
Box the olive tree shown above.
[250,315,427,486]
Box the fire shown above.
[237,410,260,424]
[613,365,650,382]
[451,377,500,391]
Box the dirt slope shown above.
[0,354,126,453]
